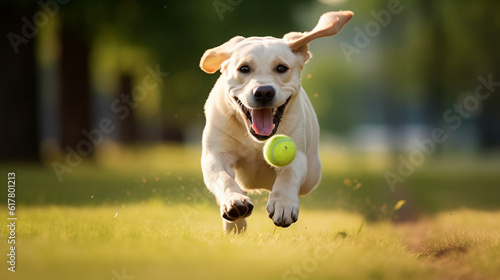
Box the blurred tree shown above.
[386,0,500,150]
[117,74,137,143]
[417,2,447,128]
[0,2,39,160]
[467,2,500,149]
[58,27,92,150]
[56,0,105,151]
[421,1,500,150]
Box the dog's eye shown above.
[238,65,251,73]
[276,65,288,73]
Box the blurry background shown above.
[1,0,499,220]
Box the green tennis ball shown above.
[263,135,297,167]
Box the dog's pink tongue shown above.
[251,108,275,136]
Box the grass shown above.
[1,205,499,280]
[1,144,500,279]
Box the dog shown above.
[199,11,353,232]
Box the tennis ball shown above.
[263,135,296,167]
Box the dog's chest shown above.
[232,146,277,191]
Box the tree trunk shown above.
[477,2,500,150]
[117,74,137,143]
[0,4,39,160]
[421,2,446,128]
[58,28,91,151]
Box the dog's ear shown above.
[200,36,245,74]
[283,11,353,64]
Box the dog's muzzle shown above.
[234,95,290,141]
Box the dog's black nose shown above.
[253,86,275,104]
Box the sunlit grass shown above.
[1,144,500,279]
[1,204,499,280]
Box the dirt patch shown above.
[393,216,498,280]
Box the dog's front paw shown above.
[221,194,254,222]
[266,194,299,227]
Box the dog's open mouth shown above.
[234,97,290,141]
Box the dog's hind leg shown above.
[223,218,247,233]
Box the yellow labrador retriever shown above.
[199,11,353,232]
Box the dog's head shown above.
[200,11,353,141]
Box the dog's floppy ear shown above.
[200,36,245,74]
[284,11,353,64]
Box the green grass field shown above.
[1,145,500,280]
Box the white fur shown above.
[199,11,353,232]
